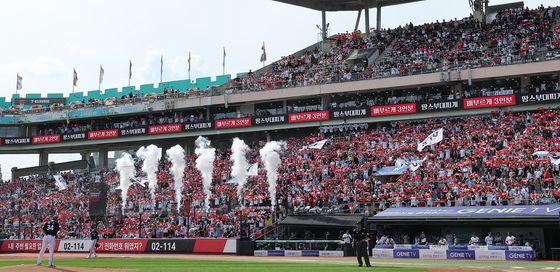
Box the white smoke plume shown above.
[53,175,67,191]
[136,144,162,205]
[230,137,249,203]
[194,136,216,212]
[166,144,186,213]
[259,141,285,211]
[115,153,135,214]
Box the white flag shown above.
[73,69,78,86]
[99,65,104,85]
[409,156,428,171]
[550,157,560,166]
[260,42,267,62]
[16,74,22,91]
[53,175,67,191]
[533,151,550,157]
[308,139,328,149]
[247,163,259,176]
[417,128,444,152]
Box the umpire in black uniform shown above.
[352,221,371,267]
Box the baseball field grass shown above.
[0,257,426,272]
[0,254,558,271]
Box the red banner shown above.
[148,124,182,135]
[463,95,516,109]
[88,129,119,140]
[32,134,61,145]
[215,117,252,129]
[370,103,416,116]
[96,239,147,253]
[0,240,59,252]
[288,110,330,123]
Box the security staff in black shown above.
[352,221,371,267]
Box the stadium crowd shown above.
[231,5,559,92]
[1,5,558,116]
[2,107,560,240]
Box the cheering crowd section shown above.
[231,5,560,92]
[1,108,560,240]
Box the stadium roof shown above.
[273,0,425,11]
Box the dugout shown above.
[369,205,560,260]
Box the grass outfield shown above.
[0,257,427,272]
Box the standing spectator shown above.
[485,232,494,246]
[505,232,516,246]
[342,230,353,256]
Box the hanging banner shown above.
[288,110,330,123]
[463,95,516,109]
[253,115,287,126]
[88,129,119,140]
[417,100,461,112]
[370,103,416,116]
[184,121,213,131]
[1,137,31,145]
[215,117,252,129]
[331,107,369,119]
[517,91,560,104]
[32,134,61,145]
[148,124,182,135]
[120,127,147,137]
[61,132,87,142]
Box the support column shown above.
[354,10,362,32]
[321,10,327,40]
[364,8,370,35]
[520,76,530,94]
[80,152,90,161]
[39,150,49,166]
[99,148,109,170]
[376,5,381,30]
[321,95,330,110]
[282,100,288,114]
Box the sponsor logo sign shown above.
[393,249,420,259]
[120,127,147,137]
[518,92,560,104]
[2,137,31,145]
[447,250,476,260]
[253,115,287,125]
[184,122,213,131]
[61,133,86,141]
[418,100,461,112]
[331,108,368,119]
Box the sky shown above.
[0,0,557,179]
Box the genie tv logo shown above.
[447,250,475,260]
[506,251,533,261]
[393,249,419,259]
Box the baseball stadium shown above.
[0,0,559,271]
